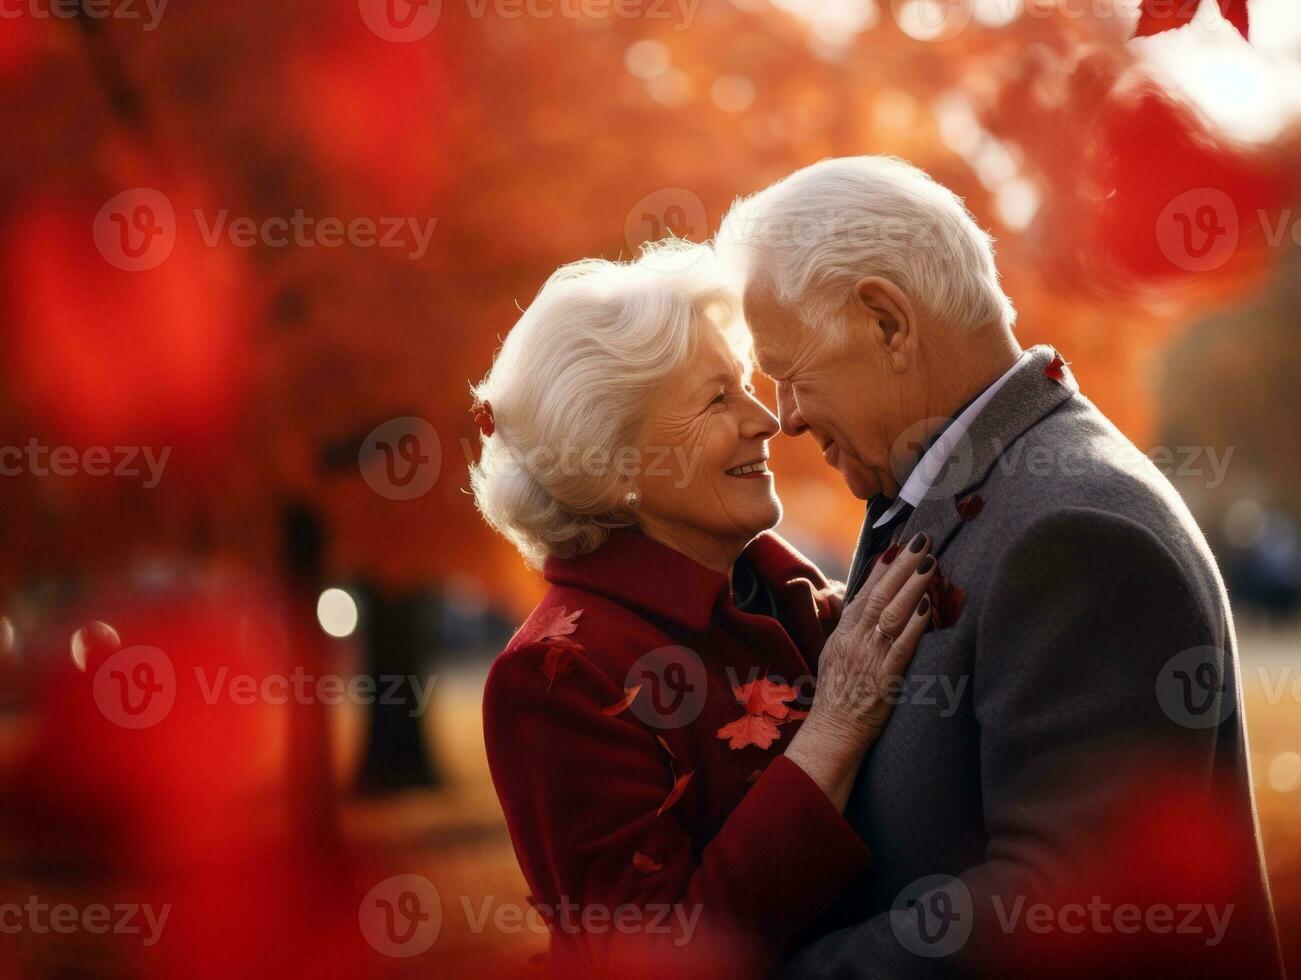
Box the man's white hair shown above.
[470,241,747,568]
[715,155,1015,337]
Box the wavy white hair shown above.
[469,241,747,568]
[715,155,1015,337]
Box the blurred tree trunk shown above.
[283,502,341,850]
[355,586,442,794]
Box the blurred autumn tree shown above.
[0,0,1297,778]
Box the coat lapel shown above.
[898,345,1078,558]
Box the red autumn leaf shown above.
[602,683,642,717]
[734,677,800,720]
[716,712,783,750]
[956,494,985,521]
[632,851,663,874]
[1044,354,1070,384]
[926,569,967,631]
[655,735,675,759]
[529,609,585,691]
[656,771,693,816]
[540,642,578,690]
[1133,0,1248,40]
[787,709,809,721]
[1133,0,1199,37]
[1216,0,1249,39]
[524,606,583,644]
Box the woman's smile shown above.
[725,457,771,479]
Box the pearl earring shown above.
[624,490,640,510]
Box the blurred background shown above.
[0,0,1299,975]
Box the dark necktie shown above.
[845,497,914,600]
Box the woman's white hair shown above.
[470,241,747,568]
[715,155,1015,337]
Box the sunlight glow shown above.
[1132,0,1301,143]
[317,587,359,639]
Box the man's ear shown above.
[851,276,916,372]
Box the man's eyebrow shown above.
[754,349,784,375]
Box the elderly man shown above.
[715,156,1281,977]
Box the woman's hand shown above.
[785,532,936,809]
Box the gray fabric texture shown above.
[782,345,1281,978]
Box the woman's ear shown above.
[851,276,916,372]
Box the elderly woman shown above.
[471,242,936,978]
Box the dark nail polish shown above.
[917,555,936,574]
[881,542,901,565]
[917,596,931,617]
[909,533,928,553]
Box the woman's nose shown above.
[740,392,780,441]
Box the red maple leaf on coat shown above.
[523,606,582,644]
[1044,353,1070,384]
[657,771,693,817]
[1134,0,1248,40]
[716,677,808,750]
[601,683,642,717]
[926,569,966,631]
[632,851,663,874]
[525,606,584,691]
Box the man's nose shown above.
[775,381,807,437]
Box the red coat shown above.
[482,528,871,977]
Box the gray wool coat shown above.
[782,345,1281,978]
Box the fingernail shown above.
[917,555,935,574]
[881,542,901,565]
[909,533,928,553]
[917,596,931,617]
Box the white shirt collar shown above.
[873,354,1026,529]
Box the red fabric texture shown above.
[482,528,870,977]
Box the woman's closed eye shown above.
[711,381,755,408]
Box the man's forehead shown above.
[741,272,778,318]
[743,281,800,358]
